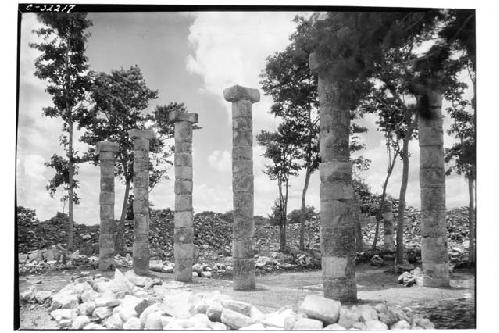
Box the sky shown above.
[17,11,473,225]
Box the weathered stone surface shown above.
[123,317,142,329]
[418,92,449,288]
[129,131,153,275]
[78,302,96,316]
[293,317,324,330]
[206,301,224,322]
[391,319,411,330]
[223,85,260,103]
[324,323,346,330]
[34,290,52,304]
[103,313,123,329]
[145,312,163,329]
[299,295,341,324]
[71,315,90,329]
[221,299,253,316]
[93,306,113,320]
[169,110,199,124]
[51,292,79,310]
[51,308,78,321]
[264,308,295,328]
[365,319,388,330]
[220,308,255,329]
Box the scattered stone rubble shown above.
[18,207,473,276]
[21,269,435,330]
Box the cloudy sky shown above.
[17,11,472,225]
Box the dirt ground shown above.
[18,264,475,330]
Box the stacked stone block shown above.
[129,129,155,275]
[223,85,260,291]
[170,111,198,282]
[97,141,119,271]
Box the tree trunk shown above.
[67,121,74,252]
[353,198,363,252]
[396,134,411,263]
[316,71,356,302]
[372,148,398,249]
[468,175,475,265]
[418,91,449,287]
[299,168,311,250]
[115,177,131,254]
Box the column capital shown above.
[96,141,119,155]
[223,85,260,103]
[128,129,155,140]
[169,111,198,124]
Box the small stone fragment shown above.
[221,308,255,329]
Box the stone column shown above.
[97,141,119,271]
[169,111,198,282]
[310,53,357,302]
[418,91,449,287]
[383,201,395,251]
[129,129,155,275]
[223,85,260,291]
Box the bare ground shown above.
[18,263,475,330]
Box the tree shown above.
[79,65,174,253]
[30,13,93,251]
[257,123,301,252]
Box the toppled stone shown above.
[338,308,361,329]
[71,315,90,329]
[94,295,120,308]
[210,322,228,330]
[221,308,255,329]
[222,299,253,317]
[299,295,341,324]
[118,294,148,320]
[80,289,99,303]
[357,304,378,321]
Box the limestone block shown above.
[169,111,198,123]
[220,308,255,329]
[221,299,253,317]
[293,317,323,330]
[174,211,193,228]
[299,295,341,324]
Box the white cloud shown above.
[208,150,231,172]
[186,12,310,130]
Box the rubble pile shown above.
[18,207,473,275]
[20,269,435,330]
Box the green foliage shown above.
[45,154,80,204]
[30,13,93,206]
[16,206,39,226]
[288,206,318,224]
[79,65,174,190]
[30,13,93,121]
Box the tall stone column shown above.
[97,141,119,271]
[418,91,449,287]
[129,129,155,276]
[310,53,357,302]
[170,111,198,282]
[223,85,260,291]
[383,201,395,251]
